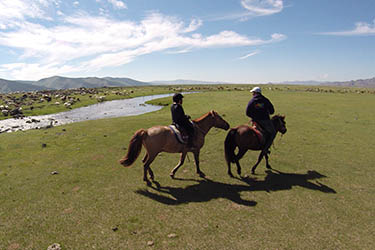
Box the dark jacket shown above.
[171,103,194,133]
[246,94,275,121]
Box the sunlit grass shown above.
[1,86,374,249]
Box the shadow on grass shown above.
[135,169,335,205]
[135,178,257,206]
[238,169,337,194]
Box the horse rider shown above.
[246,86,276,155]
[171,93,195,148]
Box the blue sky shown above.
[0,0,374,83]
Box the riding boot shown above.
[262,133,271,155]
[187,136,196,149]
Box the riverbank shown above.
[0,93,177,133]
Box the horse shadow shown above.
[238,169,337,194]
[135,169,336,206]
[135,178,258,207]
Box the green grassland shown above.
[1,86,374,249]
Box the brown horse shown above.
[224,115,287,177]
[119,110,230,185]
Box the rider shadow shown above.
[135,169,335,206]
[238,169,337,194]
[135,178,257,207]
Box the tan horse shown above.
[224,115,287,177]
[119,110,230,185]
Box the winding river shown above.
[0,93,177,133]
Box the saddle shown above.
[250,121,266,146]
[169,125,188,144]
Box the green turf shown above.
[1,86,374,249]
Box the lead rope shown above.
[272,132,284,151]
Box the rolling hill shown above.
[32,76,151,89]
[0,76,151,93]
[0,78,48,93]
[324,77,375,87]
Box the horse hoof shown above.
[198,172,206,178]
[228,173,234,178]
[170,172,175,179]
[266,165,272,169]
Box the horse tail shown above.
[224,128,237,164]
[119,129,146,167]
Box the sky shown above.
[0,0,374,83]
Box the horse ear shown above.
[211,110,217,116]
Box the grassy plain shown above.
[0,85,374,249]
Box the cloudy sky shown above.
[0,0,374,83]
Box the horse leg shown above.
[143,153,157,185]
[142,153,155,180]
[234,148,247,177]
[265,153,272,169]
[170,152,187,179]
[193,151,205,178]
[227,160,234,178]
[251,151,265,174]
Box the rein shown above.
[194,122,208,135]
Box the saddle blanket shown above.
[251,126,265,146]
[169,125,187,144]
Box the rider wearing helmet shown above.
[171,93,195,148]
[246,86,276,154]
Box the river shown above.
[0,93,177,133]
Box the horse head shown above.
[272,115,287,134]
[210,110,230,130]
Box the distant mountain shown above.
[32,76,150,89]
[323,77,375,88]
[277,80,325,86]
[270,77,375,88]
[0,78,48,93]
[151,79,235,85]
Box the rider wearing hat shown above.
[246,86,276,154]
[171,93,195,148]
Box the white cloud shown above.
[0,6,286,80]
[0,62,81,80]
[241,0,283,16]
[210,0,284,21]
[319,19,375,36]
[107,0,127,9]
[184,18,203,33]
[238,50,261,60]
[0,0,51,21]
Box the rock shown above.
[1,110,9,116]
[47,243,62,250]
[51,171,59,175]
[147,241,154,246]
[168,233,177,238]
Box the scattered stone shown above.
[42,143,47,148]
[147,241,154,246]
[112,226,119,232]
[7,243,20,250]
[47,243,62,250]
[51,171,59,175]
[167,233,177,238]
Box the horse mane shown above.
[272,114,285,121]
[193,110,216,122]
